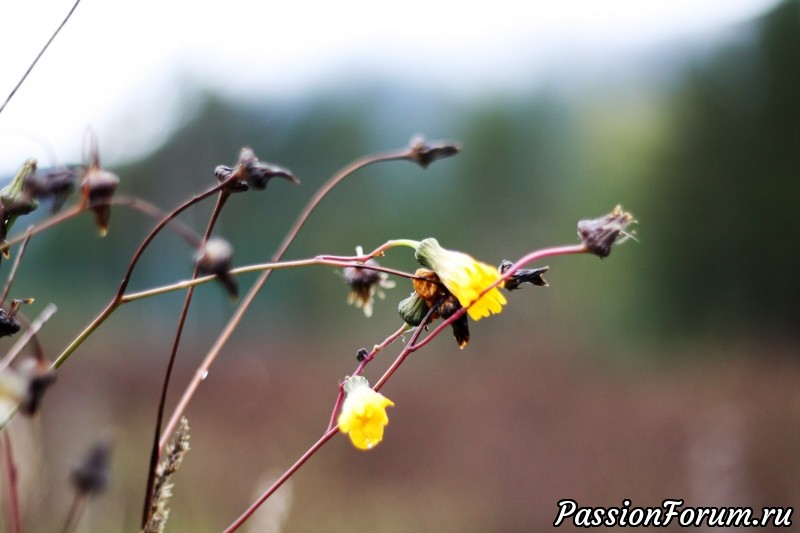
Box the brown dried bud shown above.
[71,438,113,495]
[408,136,461,169]
[499,261,549,291]
[15,358,57,416]
[0,298,33,338]
[343,256,395,318]
[437,294,470,349]
[356,348,369,362]
[195,237,237,299]
[0,309,21,338]
[577,205,636,258]
[216,147,299,193]
[24,166,78,213]
[81,138,120,237]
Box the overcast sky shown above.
[0,0,779,171]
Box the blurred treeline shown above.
[11,0,799,357]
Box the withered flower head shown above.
[0,298,33,338]
[1,159,40,218]
[577,205,636,258]
[15,358,57,416]
[400,268,471,348]
[24,166,78,213]
[343,250,396,318]
[81,135,120,237]
[195,237,238,299]
[498,260,549,291]
[437,293,470,349]
[215,147,299,193]
[71,437,113,496]
[0,159,40,255]
[408,136,461,169]
[0,308,21,338]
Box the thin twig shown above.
[141,191,230,528]
[60,492,88,533]
[0,0,82,117]
[2,433,22,533]
[0,229,33,306]
[121,256,420,303]
[222,427,339,533]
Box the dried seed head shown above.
[0,310,21,338]
[15,358,57,416]
[195,237,238,299]
[71,438,113,496]
[24,166,78,213]
[408,136,461,169]
[80,135,120,236]
[577,205,636,258]
[0,298,31,338]
[216,147,299,193]
[343,254,395,317]
[499,261,549,291]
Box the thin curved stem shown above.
[122,256,420,303]
[0,230,32,306]
[222,426,339,533]
[0,0,82,117]
[141,191,230,528]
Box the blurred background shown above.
[1,0,799,531]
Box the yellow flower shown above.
[338,376,394,450]
[415,238,506,321]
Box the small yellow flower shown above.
[415,238,506,321]
[338,376,394,450]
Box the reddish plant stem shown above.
[222,426,339,533]
[2,432,21,533]
[60,492,88,533]
[0,0,82,117]
[0,230,32,306]
[141,191,230,528]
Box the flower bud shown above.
[216,147,299,193]
[195,237,237,299]
[498,261,549,291]
[577,205,636,258]
[408,136,461,169]
[81,138,120,236]
[71,438,113,495]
